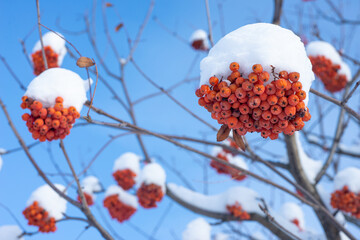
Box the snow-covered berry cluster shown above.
[210,145,247,181]
[103,186,137,223]
[196,62,311,140]
[226,201,250,220]
[189,29,209,51]
[77,192,94,206]
[23,184,67,233]
[31,32,67,76]
[306,41,351,93]
[21,96,79,141]
[32,46,59,76]
[23,201,56,233]
[112,152,140,190]
[331,186,360,218]
[76,176,102,206]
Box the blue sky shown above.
[1,0,360,239]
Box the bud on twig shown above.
[217,125,230,142]
[76,57,95,68]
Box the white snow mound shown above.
[182,218,211,240]
[113,152,141,175]
[24,68,91,112]
[0,156,2,172]
[306,41,351,80]
[33,31,67,66]
[139,162,166,192]
[334,167,360,193]
[200,23,314,105]
[0,225,24,240]
[214,233,229,240]
[81,176,102,199]
[167,183,261,215]
[26,184,67,220]
[280,202,305,229]
[105,185,138,208]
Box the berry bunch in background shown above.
[196,62,311,140]
[309,55,348,93]
[31,46,59,76]
[21,96,80,141]
[226,202,250,220]
[137,183,164,208]
[23,201,57,233]
[103,188,137,223]
[331,186,360,218]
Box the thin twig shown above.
[36,0,48,70]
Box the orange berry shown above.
[252,108,262,118]
[220,101,231,111]
[209,76,219,86]
[239,104,250,114]
[215,92,222,102]
[269,133,279,140]
[31,109,40,118]
[54,102,63,112]
[220,87,231,98]
[200,85,211,95]
[55,97,64,103]
[296,90,306,101]
[20,102,27,109]
[279,71,288,80]
[232,101,240,109]
[253,84,265,95]
[239,96,248,103]
[289,72,300,82]
[195,89,203,97]
[229,62,239,71]
[66,115,74,124]
[198,97,206,106]
[292,82,302,92]
[39,125,49,135]
[270,115,279,124]
[296,102,306,112]
[45,118,52,127]
[265,84,276,95]
[228,72,241,82]
[242,81,254,91]
[213,102,221,112]
[48,107,55,116]
[32,131,40,140]
[46,130,55,140]
[252,64,263,74]
[22,113,31,121]
[31,101,43,111]
[228,94,238,104]
[292,117,303,127]
[246,91,255,98]
[34,118,44,127]
[227,117,239,129]
[21,96,28,102]
[267,95,278,105]
[284,123,295,135]
[261,110,272,120]
[221,110,232,118]
[278,120,288,128]
[229,84,238,93]
[53,111,62,119]
[218,81,228,89]
[248,73,258,83]
[275,78,287,90]
[303,111,311,121]
[39,108,47,119]
[288,95,299,106]
[259,93,268,101]
[235,77,245,86]
[52,120,60,129]
[275,89,285,97]
[259,71,270,82]
[278,96,288,107]
[284,106,296,117]
[207,91,216,101]
[278,112,287,121]
[235,88,247,99]
[248,96,261,108]
[270,105,282,115]
[285,80,292,91]
[259,101,270,111]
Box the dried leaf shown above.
[105,2,113,7]
[76,57,95,68]
[115,23,124,32]
[233,130,246,151]
[217,125,230,142]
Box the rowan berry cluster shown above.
[103,195,137,222]
[210,151,246,181]
[77,192,94,206]
[226,202,250,220]
[196,62,311,140]
[309,55,347,93]
[22,201,57,233]
[31,46,59,76]
[331,186,360,218]
[21,96,80,141]
[191,39,207,51]
[136,183,164,208]
[113,169,137,190]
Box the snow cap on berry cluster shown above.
[0,225,24,240]
[334,167,360,193]
[138,162,166,192]
[113,152,141,176]
[280,202,305,229]
[24,68,91,112]
[105,185,138,208]
[200,23,315,105]
[32,31,67,66]
[306,41,351,80]
[26,184,67,220]
[182,218,211,240]
[190,29,209,49]
[81,176,102,198]
[167,183,261,215]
